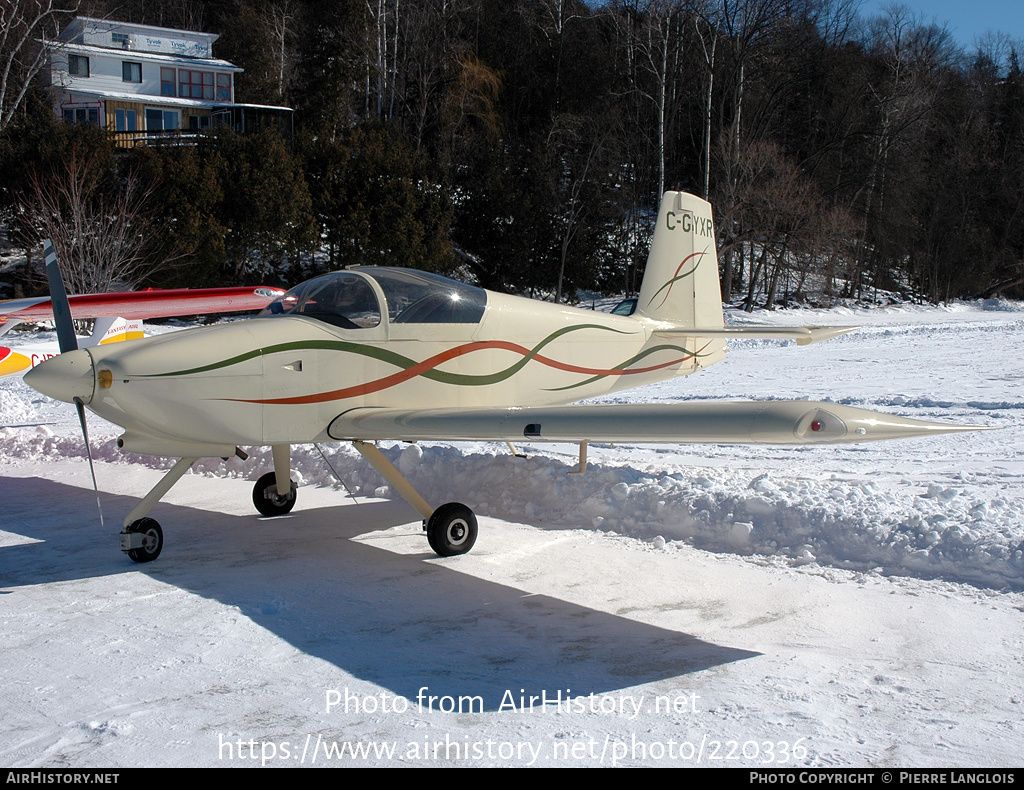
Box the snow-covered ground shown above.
[1,301,1023,767]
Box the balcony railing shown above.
[110,129,204,148]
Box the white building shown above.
[46,17,291,144]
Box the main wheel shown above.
[425,503,477,557]
[125,518,163,563]
[252,471,297,516]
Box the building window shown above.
[63,107,99,125]
[160,68,176,97]
[216,73,231,102]
[179,70,214,100]
[122,62,142,83]
[115,109,137,132]
[68,55,89,77]
[112,32,129,46]
[145,108,180,132]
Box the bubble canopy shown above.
[259,268,488,328]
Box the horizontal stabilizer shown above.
[655,326,859,346]
[329,401,988,446]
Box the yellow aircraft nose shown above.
[24,349,95,404]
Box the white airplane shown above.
[25,191,984,563]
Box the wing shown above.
[0,285,285,378]
[328,401,987,446]
[0,285,285,332]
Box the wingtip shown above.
[830,406,997,442]
[796,326,861,345]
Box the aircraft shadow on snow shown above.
[0,476,759,711]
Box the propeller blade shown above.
[75,397,105,529]
[43,239,78,353]
[46,241,104,527]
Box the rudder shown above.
[636,191,723,329]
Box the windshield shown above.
[611,297,637,316]
[360,268,487,324]
[260,268,487,328]
[259,272,381,328]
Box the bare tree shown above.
[693,6,718,201]
[441,50,502,154]
[362,0,401,120]
[30,150,161,295]
[713,139,826,310]
[1,0,79,132]
[263,0,297,103]
[546,114,606,303]
[716,0,792,204]
[611,0,687,199]
[847,4,954,298]
[395,0,465,149]
[527,0,585,113]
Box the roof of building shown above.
[58,86,291,113]
[50,41,242,72]
[60,16,219,45]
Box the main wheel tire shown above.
[252,471,297,516]
[426,503,477,557]
[125,518,163,563]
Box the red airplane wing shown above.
[0,286,285,326]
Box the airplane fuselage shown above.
[72,288,725,455]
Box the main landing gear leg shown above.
[352,440,478,557]
[119,456,199,563]
[272,444,292,499]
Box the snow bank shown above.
[3,428,1021,589]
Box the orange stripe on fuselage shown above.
[225,339,697,406]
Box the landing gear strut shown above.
[353,440,478,557]
[118,455,198,563]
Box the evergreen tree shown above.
[301,124,454,275]
[209,128,316,282]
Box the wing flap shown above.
[655,326,859,346]
[328,401,985,446]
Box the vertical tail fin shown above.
[636,191,723,329]
[87,316,145,347]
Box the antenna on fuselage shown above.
[313,443,360,505]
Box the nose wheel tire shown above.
[425,503,478,557]
[252,472,298,516]
[123,518,163,563]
